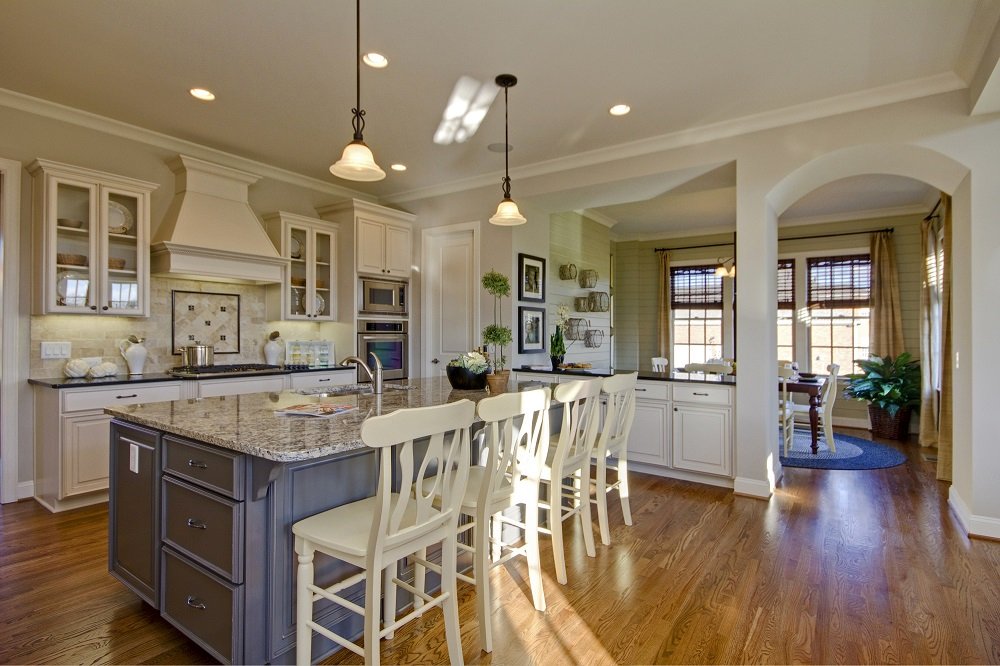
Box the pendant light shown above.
[330,0,385,182]
[489,74,526,226]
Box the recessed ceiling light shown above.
[189,88,216,101]
[363,52,388,68]
[390,163,406,171]
[609,104,631,116]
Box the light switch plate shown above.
[40,341,71,359]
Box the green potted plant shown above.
[550,304,569,370]
[445,351,488,390]
[481,269,513,393]
[843,352,921,440]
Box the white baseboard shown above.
[16,481,33,501]
[733,476,773,499]
[628,461,734,490]
[949,487,1000,540]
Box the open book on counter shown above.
[274,403,357,418]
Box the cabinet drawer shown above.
[634,381,669,401]
[163,476,243,582]
[198,375,285,398]
[162,436,244,500]
[161,548,243,665]
[63,383,182,413]
[289,371,353,390]
[672,384,732,406]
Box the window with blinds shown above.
[670,265,724,369]
[806,254,871,373]
[670,266,723,308]
[807,254,871,308]
[777,259,795,309]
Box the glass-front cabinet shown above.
[29,159,157,316]
[264,212,338,321]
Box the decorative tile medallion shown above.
[171,290,241,354]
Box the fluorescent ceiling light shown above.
[189,88,216,101]
[433,75,500,145]
[363,52,388,68]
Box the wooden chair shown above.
[538,377,603,584]
[651,357,668,372]
[791,363,840,452]
[778,364,795,455]
[292,400,474,666]
[593,372,638,545]
[449,387,551,653]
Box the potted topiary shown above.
[843,352,921,440]
[481,269,513,394]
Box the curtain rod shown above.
[777,227,893,243]
[654,240,734,252]
[924,198,942,221]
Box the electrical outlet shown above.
[41,341,71,359]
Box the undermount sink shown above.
[295,383,415,396]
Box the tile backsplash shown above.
[30,276,331,377]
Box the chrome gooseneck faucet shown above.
[339,352,384,394]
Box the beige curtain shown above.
[918,211,943,447]
[937,196,954,481]
[657,251,672,361]
[869,231,905,357]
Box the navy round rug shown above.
[779,429,907,470]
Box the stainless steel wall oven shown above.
[357,319,408,381]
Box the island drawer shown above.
[63,383,182,413]
[634,381,669,401]
[672,384,732,406]
[161,547,243,665]
[163,436,245,500]
[162,476,244,583]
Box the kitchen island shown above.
[105,377,492,665]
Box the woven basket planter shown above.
[565,318,588,340]
[588,291,609,312]
[559,263,578,280]
[579,269,598,288]
[868,405,912,440]
[574,296,591,312]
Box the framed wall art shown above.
[518,253,545,302]
[518,306,546,353]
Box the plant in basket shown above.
[446,351,488,390]
[843,352,921,440]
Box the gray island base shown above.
[107,377,493,664]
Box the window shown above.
[776,259,795,362]
[807,254,870,373]
[671,265,723,367]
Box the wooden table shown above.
[782,376,826,453]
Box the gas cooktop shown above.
[168,363,281,378]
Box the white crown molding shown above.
[614,225,737,244]
[576,209,619,228]
[0,87,373,200]
[384,73,967,205]
[779,203,931,227]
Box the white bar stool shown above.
[538,377,603,584]
[292,399,475,666]
[593,372,639,545]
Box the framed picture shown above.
[518,306,546,353]
[518,253,545,302]
[171,290,241,354]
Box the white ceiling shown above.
[1,0,995,234]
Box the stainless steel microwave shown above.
[360,278,407,315]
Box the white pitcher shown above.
[119,337,148,375]
[264,338,283,365]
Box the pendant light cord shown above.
[351,0,366,141]
[501,83,511,198]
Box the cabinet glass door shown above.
[53,179,97,312]
[313,229,334,318]
[103,188,143,314]
[287,225,308,318]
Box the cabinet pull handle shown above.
[635,388,647,392]
[102,305,109,311]
[186,459,208,469]
[115,393,138,399]
[185,596,207,610]
[693,392,709,396]
[89,305,98,311]
[317,378,330,382]
[186,518,207,530]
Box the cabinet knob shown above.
[102,305,109,311]
[90,305,98,311]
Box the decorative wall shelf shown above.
[559,263,578,280]
[584,329,605,348]
[579,269,598,289]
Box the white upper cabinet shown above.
[318,199,415,280]
[29,159,157,316]
[263,212,338,321]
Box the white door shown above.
[0,157,22,503]
[422,223,479,378]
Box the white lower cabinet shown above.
[671,404,732,476]
[33,381,183,512]
[627,381,671,466]
[288,370,354,391]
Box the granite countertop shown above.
[106,376,497,463]
[28,364,355,389]
[516,366,736,385]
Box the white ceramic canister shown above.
[119,338,148,375]
[264,337,282,365]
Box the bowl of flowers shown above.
[446,351,489,390]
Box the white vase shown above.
[264,339,282,366]
[118,339,147,375]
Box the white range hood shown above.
[150,155,287,284]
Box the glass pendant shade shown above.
[330,140,385,181]
[489,197,527,226]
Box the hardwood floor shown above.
[1,429,997,664]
